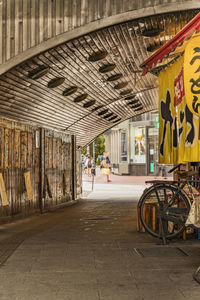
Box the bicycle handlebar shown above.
[168,163,182,174]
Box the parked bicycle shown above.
[138,164,200,283]
[138,164,199,242]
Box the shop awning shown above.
[140,12,200,76]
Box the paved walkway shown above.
[0,196,200,299]
[82,168,172,200]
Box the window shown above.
[121,131,127,162]
[131,127,146,163]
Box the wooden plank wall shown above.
[0,118,40,218]
[0,0,189,64]
[0,118,74,220]
[44,129,73,209]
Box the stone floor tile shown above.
[0,200,199,299]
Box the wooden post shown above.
[183,230,187,240]
[142,204,146,232]
[39,128,45,213]
[136,203,140,232]
[63,172,67,196]
[146,204,151,227]
[152,205,156,231]
[71,135,76,200]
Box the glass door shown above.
[147,127,158,175]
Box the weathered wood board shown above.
[24,171,33,201]
[0,118,75,219]
[0,173,9,206]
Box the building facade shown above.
[104,111,159,176]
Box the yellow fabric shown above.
[101,168,110,175]
[158,56,200,164]
[184,34,200,116]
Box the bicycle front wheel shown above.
[139,184,190,240]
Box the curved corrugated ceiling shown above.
[0,9,199,146]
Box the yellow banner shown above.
[159,56,200,163]
[184,34,200,116]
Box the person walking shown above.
[83,155,89,174]
[87,157,92,176]
[101,152,112,182]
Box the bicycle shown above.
[138,163,200,284]
[138,164,199,242]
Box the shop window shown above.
[121,131,127,162]
[131,127,146,163]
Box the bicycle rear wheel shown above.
[139,184,190,239]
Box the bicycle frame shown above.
[145,178,199,209]
[140,179,196,243]
[141,165,200,283]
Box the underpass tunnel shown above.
[1,2,200,299]
[0,1,199,218]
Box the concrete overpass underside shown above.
[0,1,199,147]
[0,0,200,219]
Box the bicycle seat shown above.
[175,170,199,178]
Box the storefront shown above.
[104,112,159,176]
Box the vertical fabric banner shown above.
[159,57,183,163]
[184,34,200,116]
[158,56,200,164]
[183,34,200,162]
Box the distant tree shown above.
[82,147,87,156]
[94,135,105,158]
[82,135,105,162]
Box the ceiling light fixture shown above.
[114,82,128,90]
[48,77,65,88]
[107,74,123,82]
[83,100,96,108]
[88,50,108,62]
[98,109,109,116]
[63,86,78,96]
[74,94,88,103]
[29,66,50,80]
[99,64,116,73]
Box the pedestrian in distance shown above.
[101,152,112,182]
[155,163,168,179]
[87,157,92,176]
[83,155,89,174]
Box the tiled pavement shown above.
[0,199,200,300]
[82,168,171,200]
